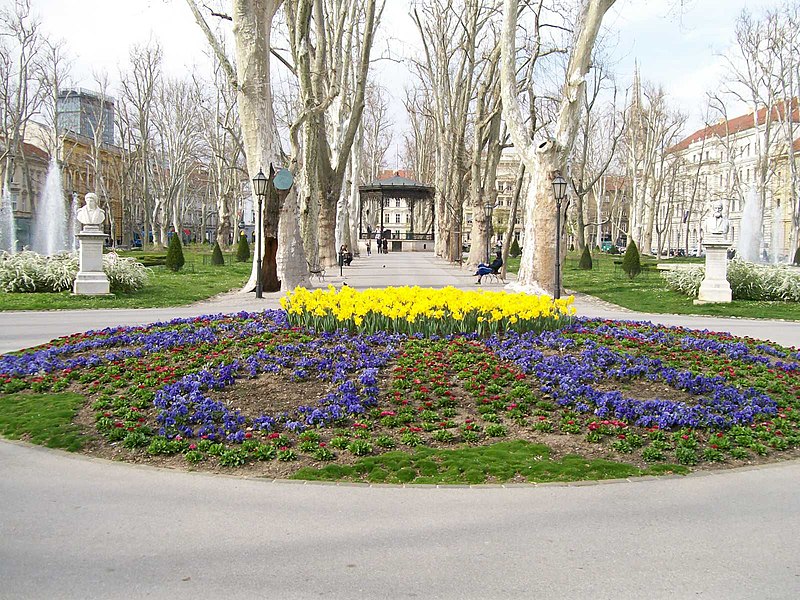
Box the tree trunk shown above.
[500,0,615,293]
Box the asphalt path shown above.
[1,251,799,599]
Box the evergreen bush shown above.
[509,237,521,258]
[578,245,593,270]
[211,242,225,266]
[794,246,800,266]
[621,241,641,279]
[165,234,185,272]
[608,245,620,255]
[236,233,250,262]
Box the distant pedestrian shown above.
[382,238,388,253]
[366,240,372,256]
[376,234,382,254]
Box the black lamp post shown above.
[252,169,268,298]
[484,201,494,264]
[552,173,567,300]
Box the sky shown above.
[28,0,779,155]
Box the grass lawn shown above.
[506,253,800,321]
[0,248,252,311]
[291,440,686,484]
[0,392,87,451]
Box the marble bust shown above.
[705,200,729,236]
[76,193,105,227]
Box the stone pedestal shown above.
[74,226,110,295]
[695,236,731,304]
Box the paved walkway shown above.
[1,251,800,599]
[1,251,797,352]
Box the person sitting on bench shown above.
[339,244,353,266]
[475,251,503,284]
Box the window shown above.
[383,199,389,207]
[395,199,401,207]
[384,213,389,223]
[395,213,400,223]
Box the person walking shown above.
[366,239,372,256]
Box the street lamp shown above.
[484,201,494,264]
[252,168,269,299]
[552,173,568,300]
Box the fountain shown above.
[737,186,763,263]
[68,191,80,252]
[32,158,69,256]
[0,186,16,253]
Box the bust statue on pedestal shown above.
[705,199,729,239]
[696,199,732,304]
[73,192,110,295]
[76,193,105,229]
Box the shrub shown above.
[794,246,800,266]
[0,250,148,293]
[621,241,641,279]
[211,242,225,266]
[607,245,620,255]
[103,252,150,292]
[509,237,521,258]
[165,234,185,272]
[661,260,800,302]
[578,245,593,270]
[236,234,251,262]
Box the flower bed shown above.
[1,300,799,483]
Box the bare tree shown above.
[197,55,246,249]
[569,61,623,253]
[284,0,381,267]
[151,76,203,247]
[0,0,45,252]
[501,0,616,294]
[721,8,781,261]
[187,0,309,291]
[119,42,161,250]
[361,82,393,183]
[412,0,499,262]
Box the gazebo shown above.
[358,173,435,252]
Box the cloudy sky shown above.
[30,0,775,152]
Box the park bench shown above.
[484,267,506,284]
[307,260,326,282]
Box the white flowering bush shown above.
[103,252,150,292]
[0,250,149,293]
[660,266,704,298]
[661,260,800,302]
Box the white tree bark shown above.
[501,0,616,294]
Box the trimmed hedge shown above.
[236,234,250,262]
[211,242,225,266]
[578,245,593,270]
[621,241,641,279]
[165,235,185,272]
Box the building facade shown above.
[665,104,797,260]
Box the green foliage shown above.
[290,440,674,485]
[0,392,85,451]
[792,246,800,266]
[236,234,251,262]
[607,245,620,255]
[509,237,521,258]
[165,234,185,272]
[0,251,148,293]
[662,260,800,302]
[210,242,225,266]
[578,245,593,270]
[621,241,641,279]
